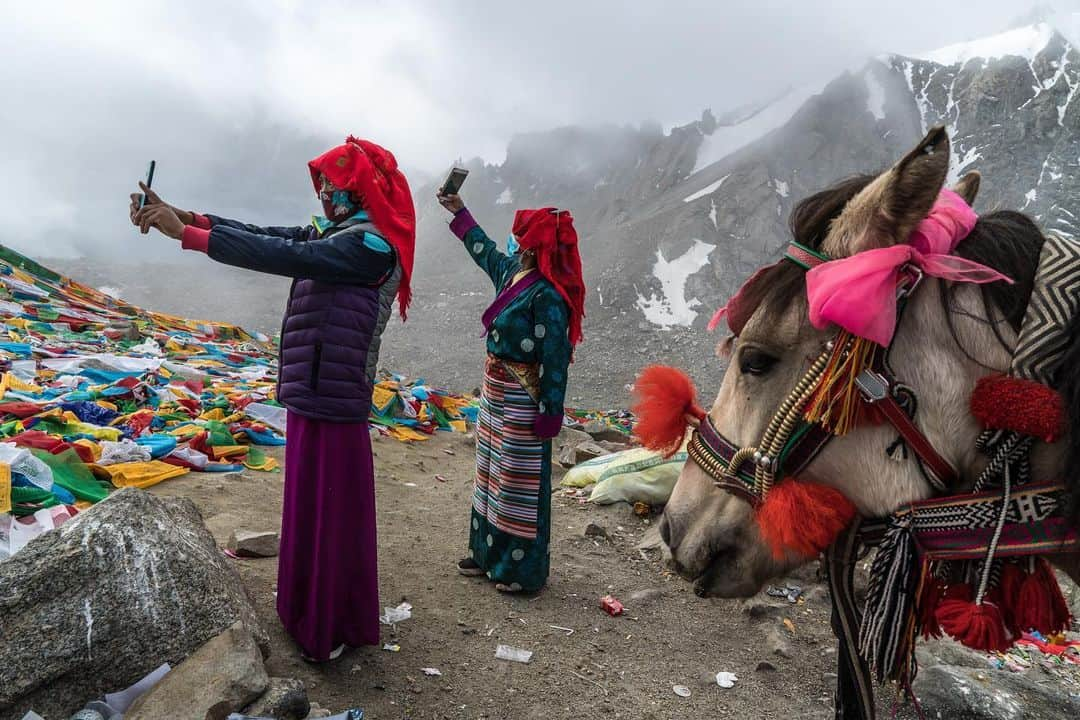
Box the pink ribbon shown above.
[708,190,1013,344]
[806,189,1011,346]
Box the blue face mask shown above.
[506,234,520,255]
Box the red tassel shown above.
[632,365,706,458]
[918,575,945,639]
[1016,558,1072,635]
[936,598,1010,652]
[755,480,857,560]
[999,562,1027,635]
[970,374,1065,442]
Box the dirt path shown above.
[150,431,872,720]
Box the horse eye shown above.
[739,349,778,376]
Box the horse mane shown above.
[740,174,1080,524]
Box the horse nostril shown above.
[694,583,709,598]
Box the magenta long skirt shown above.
[276,412,380,660]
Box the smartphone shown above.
[139,160,156,209]
[439,167,468,196]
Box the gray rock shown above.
[242,677,310,720]
[126,622,268,720]
[741,599,786,621]
[916,638,992,670]
[305,703,333,719]
[765,626,793,659]
[0,488,268,720]
[557,442,580,469]
[582,420,632,445]
[584,523,608,539]
[574,441,611,465]
[556,426,593,448]
[228,529,281,558]
[914,663,1080,719]
[627,588,665,605]
[755,661,778,672]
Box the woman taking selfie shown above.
[131,136,415,662]
[437,190,585,594]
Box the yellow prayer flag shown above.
[0,463,10,514]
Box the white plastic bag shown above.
[0,443,53,491]
[98,440,152,466]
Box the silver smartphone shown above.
[439,167,468,196]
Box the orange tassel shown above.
[936,598,1010,652]
[755,480,857,560]
[632,365,705,458]
[803,333,876,435]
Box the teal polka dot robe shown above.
[449,207,571,592]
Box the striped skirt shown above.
[468,355,551,592]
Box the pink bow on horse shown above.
[806,189,1012,346]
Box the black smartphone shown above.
[139,160,156,209]
[439,167,468,196]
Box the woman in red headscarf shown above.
[131,137,415,661]
[437,190,585,593]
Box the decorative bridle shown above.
[686,241,957,505]
[646,228,1080,720]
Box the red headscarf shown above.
[513,208,586,349]
[308,136,416,319]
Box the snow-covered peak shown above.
[921,23,1057,66]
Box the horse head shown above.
[659,126,1068,598]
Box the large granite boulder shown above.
[914,639,1080,719]
[0,488,268,719]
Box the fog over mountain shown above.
[8,2,1080,404]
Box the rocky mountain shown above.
[393,18,1080,406]
[48,18,1080,407]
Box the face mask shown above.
[318,177,357,222]
[506,234,520,255]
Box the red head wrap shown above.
[512,208,586,349]
[308,136,416,319]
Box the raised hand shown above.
[437,192,465,214]
[129,182,193,232]
[133,204,186,240]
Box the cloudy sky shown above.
[0,0,1067,259]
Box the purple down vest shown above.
[276,228,401,423]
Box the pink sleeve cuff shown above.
[449,208,479,240]
[181,225,210,253]
[534,413,563,439]
[190,212,212,230]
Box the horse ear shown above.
[953,171,981,206]
[822,125,951,257]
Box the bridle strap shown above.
[855,369,958,491]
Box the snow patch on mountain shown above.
[864,69,887,120]
[692,84,825,174]
[924,23,1056,65]
[98,286,121,299]
[683,174,730,203]
[636,239,716,329]
[495,187,513,205]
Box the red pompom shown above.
[755,480,858,560]
[1016,558,1071,635]
[936,598,1011,652]
[632,365,706,457]
[970,374,1065,442]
